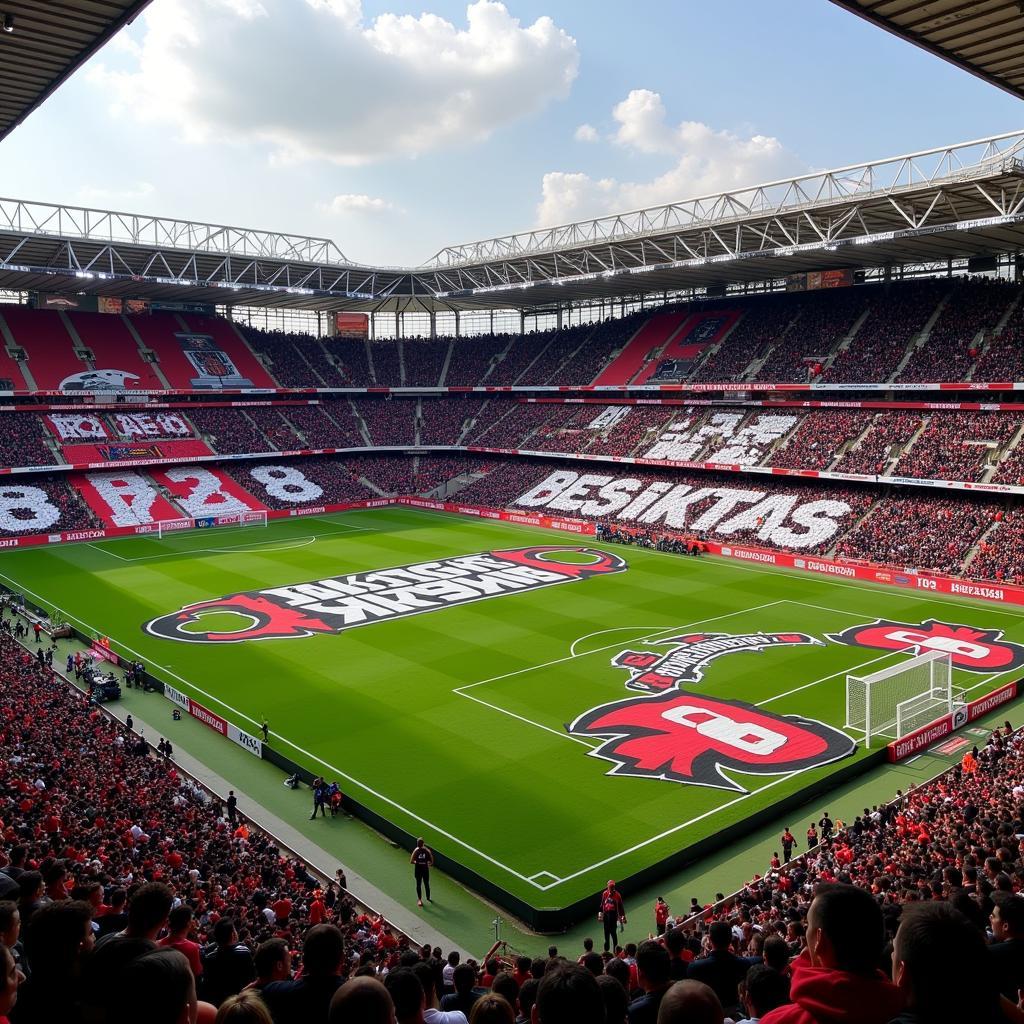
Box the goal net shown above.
[845,649,955,747]
[156,510,268,539]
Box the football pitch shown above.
[2,506,1022,920]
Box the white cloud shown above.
[574,123,599,143]
[88,0,579,166]
[320,193,399,215]
[537,88,803,225]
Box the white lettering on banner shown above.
[0,486,60,533]
[709,414,798,463]
[49,414,107,440]
[803,559,857,578]
[514,470,851,549]
[63,530,105,541]
[951,582,1005,600]
[588,406,630,430]
[189,700,227,735]
[113,413,190,438]
[228,724,263,757]
[163,684,190,711]
[85,471,166,526]
[249,464,323,503]
[160,467,254,517]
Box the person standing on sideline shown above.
[226,791,238,825]
[598,880,626,953]
[780,828,796,862]
[310,780,327,820]
[410,838,434,907]
[261,719,269,743]
[806,823,818,849]
[654,897,670,936]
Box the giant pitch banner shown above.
[143,546,628,643]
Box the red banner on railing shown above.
[886,682,1018,762]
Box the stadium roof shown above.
[830,0,1024,101]
[0,0,153,143]
[1,131,1024,312]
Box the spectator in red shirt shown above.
[160,905,203,979]
[654,898,670,936]
[760,884,902,1024]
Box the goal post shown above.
[156,510,268,540]
[845,649,954,747]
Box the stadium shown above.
[1,2,1024,1023]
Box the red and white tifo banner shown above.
[887,682,1019,762]
[162,682,263,758]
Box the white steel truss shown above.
[0,131,1023,311]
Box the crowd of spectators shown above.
[755,289,869,383]
[893,412,1015,483]
[224,458,378,509]
[281,405,366,450]
[189,408,277,455]
[823,280,948,383]
[444,334,515,386]
[770,410,873,471]
[899,277,1015,383]
[974,310,1024,382]
[245,408,303,452]
[832,410,924,476]
[400,339,449,388]
[356,399,418,446]
[240,329,328,387]
[691,296,797,382]
[834,494,996,575]
[0,416,57,468]
[417,398,487,446]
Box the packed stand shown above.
[968,508,1024,584]
[401,339,450,388]
[992,439,1024,486]
[281,404,365,450]
[443,333,514,386]
[0,475,101,537]
[239,328,325,387]
[892,412,1016,483]
[357,399,418,446]
[463,400,553,450]
[347,455,418,495]
[417,398,486,446]
[898,277,1015,383]
[823,280,947,383]
[245,408,303,451]
[188,408,275,455]
[0,631,427,1024]
[691,296,798,382]
[771,410,873,471]
[834,493,995,574]
[0,416,56,469]
[754,289,868,383]
[587,405,677,458]
[368,341,403,388]
[974,297,1024,382]
[832,410,924,476]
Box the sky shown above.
[1,0,1021,267]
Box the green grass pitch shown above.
[1,506,1021,914]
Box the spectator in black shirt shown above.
[989,892,1024,1003]
[627,940,673,1024]
[261,923,345,1024]
[687,921,750,1017]
[201,918,256,1008]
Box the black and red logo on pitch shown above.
[568,632,856,792]
[143,546,627,643]
[828,619,1024,673]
